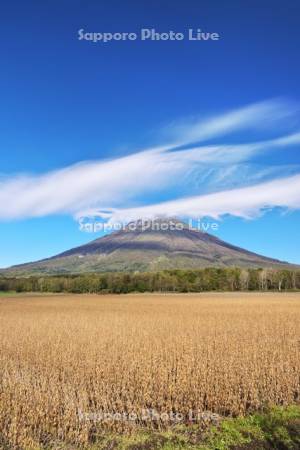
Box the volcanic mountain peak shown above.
[1,216,294,276]
[123,217,190,232]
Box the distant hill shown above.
[1,218,295,276]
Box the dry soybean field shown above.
[0,292,299,449]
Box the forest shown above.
[1,267,299,294]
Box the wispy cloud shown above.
[0,99,300,223]
[96,174,300,224]
[165,98,300,144]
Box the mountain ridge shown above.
[1,218,296,276]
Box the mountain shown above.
[1,218,295,276]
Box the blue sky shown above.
[1,0,300,267]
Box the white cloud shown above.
[0,99,300,222]
[166,98,300,144]
[96,174,300,224]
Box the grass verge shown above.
[88,405,300,450]
[13,405,299,450]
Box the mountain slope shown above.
[1,218,294,275]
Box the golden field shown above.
[0,292,299,449]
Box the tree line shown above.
[0,268,300,294]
